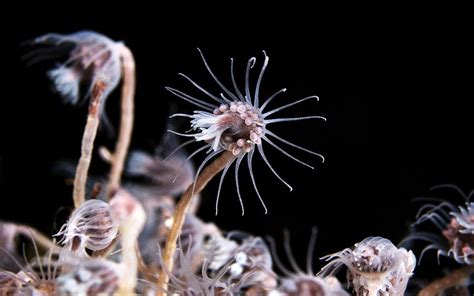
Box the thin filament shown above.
[266,115,327,124]
[256,145,293,191]
[197,48,240,102]
[230,58,245,101]
[254,51,269,108]
[215,157,237,215]
[234,155,246,215]
[247,149,268,214]
[263,95,319,117]
[259,88,287,112]
[262,136,315,169]
[178,73,229,104]
[244,57,256,104]
[266,130,325,162]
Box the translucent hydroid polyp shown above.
[167,49,326,215]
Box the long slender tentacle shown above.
[165,87,216,111]
[215,157,237,215]
[247,149,268,214]
[263,95,319,117]
[244,57,256,104]
[257,145,293,191]
[262,136,314,169]
[283,230,304,274]
[234,155,246,215]
[254,51,269,108]
[259,88,287,112]
[197,48,239,102]
[178,73,228,105]
[306,227,318,275]
[266,130,325,162]
[266,115,327,124]
[192,149,223,195]
[230,58,245,102]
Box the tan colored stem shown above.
[418,265,474,296]
[106,46,136,199]
[112,190,146,295]
[156,151,235,295]
[73,80,106,208]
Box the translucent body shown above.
[404,185,474,264]
[167,49,325,215]
[56,199,119,256]
[30,31,123,106]
[320,237,416,296]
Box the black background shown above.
[0,6,472,286]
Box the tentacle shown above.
[172,143,212,183]
[254,51,269,108]
[178,73,228,104]
[260,88,287,112]
[283,229,304,274]
[266,236,294,277]
[162,139,195,162]
[230,58,245,101]
[247,149,268,214]
[266,115,326,124]
[197,48,240,102]
[244,57,256,104]
[256,145,293,191]
[191,149,223,195]
[262,136,314,169]
[306,227,318,275]
[165,87,216,111]
[265,130,325,162]
[234,154,246,215]
[215,157,237,215]
[263,95,319,117]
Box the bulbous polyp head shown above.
[28,31,123,105]
[56,199,119,256]
[191,101,264,154]
[441,203,474,263]
[320,237,416,296]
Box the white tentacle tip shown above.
[249,57,256,68]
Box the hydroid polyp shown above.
[27,31,136,206]
[158,49,325,295]
[167,49,326,215]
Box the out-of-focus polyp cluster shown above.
[29,31,123,105]
[320,237,415,296]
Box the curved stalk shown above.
[106,45,136,199]
[73,80,106,207]
[156,150,234,295]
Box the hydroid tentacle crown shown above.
[167,49,326,215]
